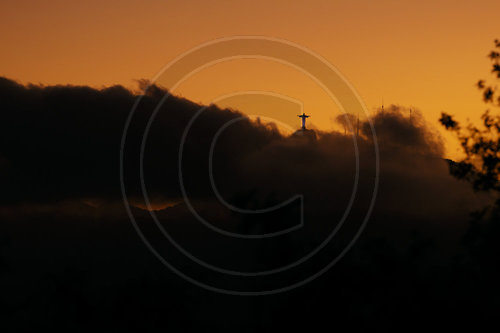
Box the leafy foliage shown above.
[439,39,500,192]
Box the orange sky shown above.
[2,0,500,157]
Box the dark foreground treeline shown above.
[1,203,499,332]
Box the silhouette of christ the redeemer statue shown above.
[298,112,310,130]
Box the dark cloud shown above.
[0,77,497,331]
[0,76,490,251]
[334,113,358,134]
[0,77,483,210]
[363,104,445,156]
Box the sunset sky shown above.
[2,0,500,157]
[4,1,500,325]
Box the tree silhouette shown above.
[439,40,500,293]
[439,39,500,193]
